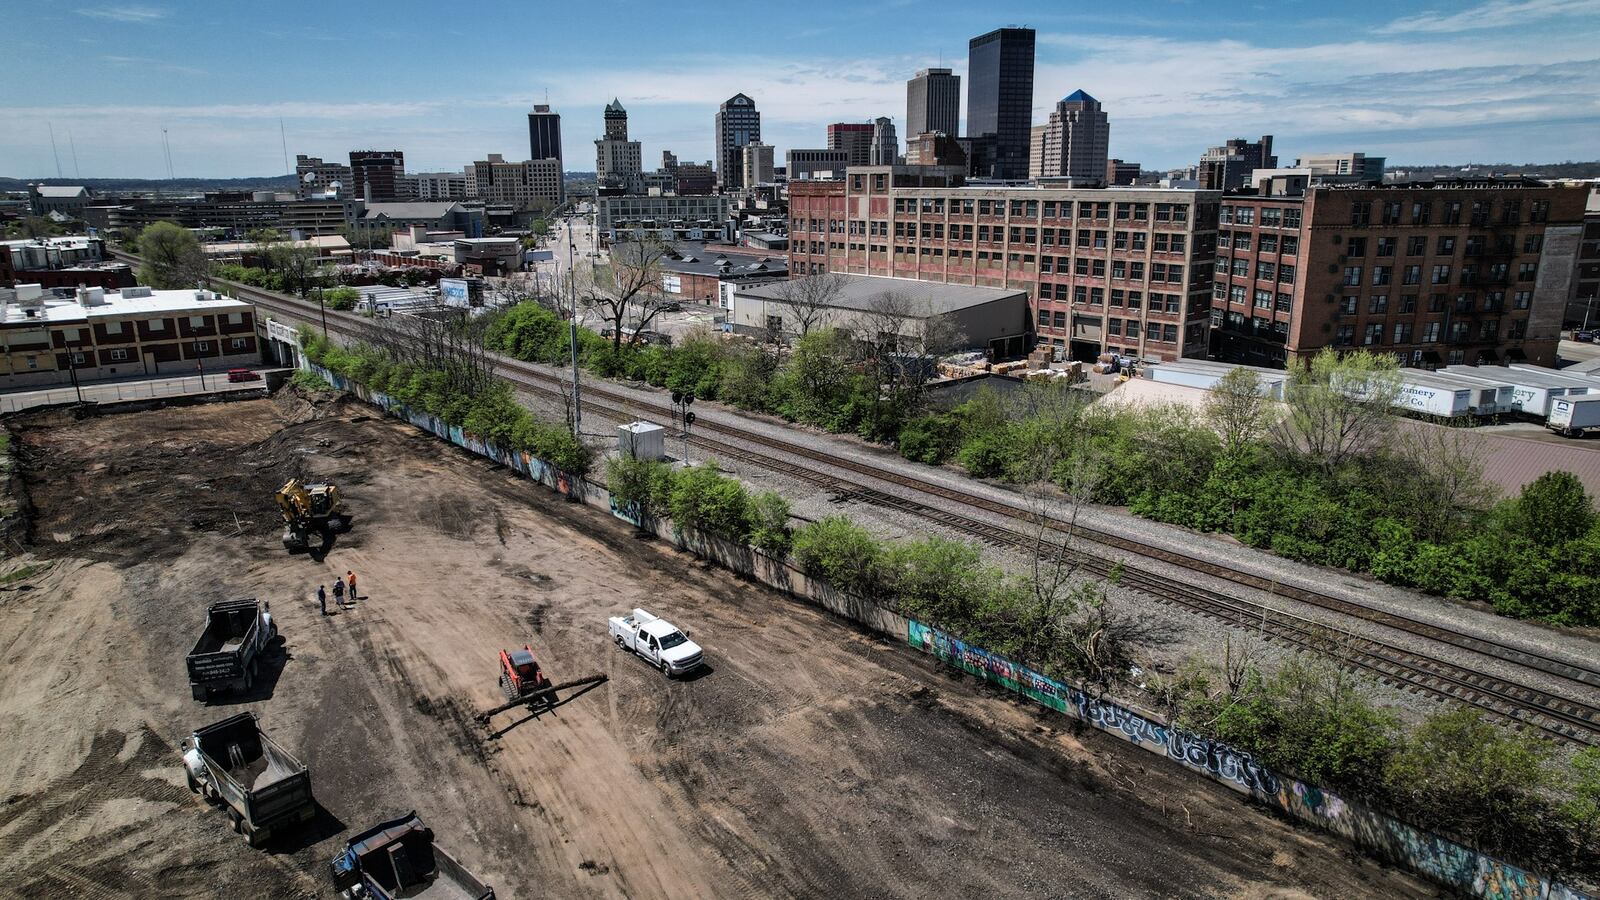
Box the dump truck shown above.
[609,608,704,676]
[330,811,494,900]
[187,598,277,701]
[181,712,314,847]
[275,478,348,552]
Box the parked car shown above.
[1576,330,1597,343]
[608,608,704,676]
[227,368,262,382]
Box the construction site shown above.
[0,389,1437,898]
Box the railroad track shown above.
[229,279,1600,746]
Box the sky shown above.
[1,0,1597,179]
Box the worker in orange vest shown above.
[346,570,358,603]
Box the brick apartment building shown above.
[0,284,258,388]
[1211,179,1589,368]
[788,166,1220,361]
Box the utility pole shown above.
[566,218,582,439]
[317,284,328,338]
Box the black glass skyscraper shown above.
[966,27,1035,180]
[528,104,564,202]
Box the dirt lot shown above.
[0,394,1437,898]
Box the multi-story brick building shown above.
[1210,178,1589,368]
[788,166,1219,361]
[0,284,258,388]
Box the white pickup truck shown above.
[608,608,704,676]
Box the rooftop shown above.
[737,273,1024,314]
[362,201,467,220]
[2,286,250,326]
[33,186,90,198]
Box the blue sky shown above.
[1,0,1596,179]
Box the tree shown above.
[3,216,64,240]
[850,290,963,420]
[1205,367,1276,457]
[137,221,207,289]
[1276,348,1401,472]
[768,270,848,339]
[339,224,394,252]
[581,238,674,352]
[265,242,321,297]
[1509,471,1596,546]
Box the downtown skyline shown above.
[1,0,1597,179]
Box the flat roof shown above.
[1149,359,1290,382]
[1396,369,1510,391]
[2,287,250,326]
[1445,364,1593,391]
[736,273,1024,314]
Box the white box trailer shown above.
[1548,395,1600,436]
[1144,360,1289,399]
[1439,365,1570,417]
[617,421,666,461]
[1389,370,1509,418]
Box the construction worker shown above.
[317,584,327,616]
[346,570,358,602]
[332,577,345,609]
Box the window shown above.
[1163,324,1178,343]
[1343,266,1363,286]
[1335,324,1355,346]
[1278,264,1296,283]
[1038,309,1051,327]
[1402,265,1421,285]
[1524,234,1544,253]
[1257,261,1276,281]
[1127,291,1143,309]
[1341,296,1359,314]
[1431,265,1451,285]
[1131,232,1147,251]
[1283,208,1302,229]
[1514,291,1532,310]
[1509,319,1528,339]
[70,352,85,364]
[1400,295,1417,313]
[1111,289,1125,307]
[1444,202,1462,225]
[1422,321,1441,343]
[1112,260,1126,279]
[231,338,247,350]
[1406,236,1426,256]
[110,348,130,361]
[1255,289,1273,309]
[1233,233,1252,251]
[1364,323,1384,345]
[1531,200,1549,223]
[1108,318,1122,336]
[1377,237,1396,257]
[1368,295,1389,314]
[1277,293,1293,312]
[1436,236,1456,255]
[1259,234,1278,253]
[1232,258,1249,277]
[147,318,165,332]
[194,341,210,352]
[1350,203,1371,227]
[25,356,36,370]
[103,320,124,336]
[1518,262,1537,282]
[1372,266,1392,286]
[1382,202,1402,226]
[1147,323,1162,340]
[1261,207,1282,227]
[1346,237,1367,257]
[1281,236,1298,255]
[1393,322,1413,344]
[1411,201,1431,225]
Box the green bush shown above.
[289,369,331,392]
[667,462,752,538]
[323,287,360,311]
[748,491,793,554]
[793,516,885,597]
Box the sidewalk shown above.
[0,370,277,414]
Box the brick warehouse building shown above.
[788,166,1219,361]
[1211,179,1589,368]
[0,284,258,388]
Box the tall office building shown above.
[349,150,406,201]
[715,93,761,190]
[966,26,1035,179]
[870,117,898,166]
[294,154,352,199]
[907,67,960,138]
[595,99,643,191]
[1198,135,1274,191]
[527,104,564,203]
[827,123,874,168]
[742,143,775,189]
[1028,90,1109,184]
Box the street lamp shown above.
[316,284,328,337]
[566,218,582,440]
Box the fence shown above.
[305,360,1591,900]
[0,374,262,414]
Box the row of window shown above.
[1219,285,1295,313]
[1216,258,1298,283]
[1333,318,1528,347]
[1035,309,1181,343]
[1219,206,1303,228]
[1038,286,1185,311]
[1337,291,1533,315]
[1218,231,1301,256]
[57,337,251,364]
[887,197,1193,222]
[886,222,1193,253]
[1339,262,1536,287]
[1221,197,1553,229]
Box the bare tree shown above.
[850,290,965,413]
[1391,424,1493,543]
[768,270,848,338]
[580,238,674,352]
[1205,367,1278,456]
[370,309,497,397]
[1275,348,1402,472]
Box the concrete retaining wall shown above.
[305,361,1590,900]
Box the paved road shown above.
[0,369,274,413]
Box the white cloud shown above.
[1378,0,1600,34]
[76,5,168,23]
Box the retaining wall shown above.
[305,361,1590,900]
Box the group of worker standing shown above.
[317,570,359,616]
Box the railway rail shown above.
[218,276,1600,746]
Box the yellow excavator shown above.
[274,479,348,552]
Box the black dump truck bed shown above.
[186,598,268,692]
[193,712,311,829]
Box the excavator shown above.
[274,478,348,552]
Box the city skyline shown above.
[1,0,1598,178]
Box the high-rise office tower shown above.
[906,67,960,139]
[528,104,564,202]
[827,123,874,168]
[349,150,406,201]
[870,117,898,166]
[595,99,642,191]
[715,93,761,190]
[966,27,1035,179]
[1028,90,1109,183]
[1198,135,1274,191]
[742,143,775,189]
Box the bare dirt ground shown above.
[0,394,1439,899]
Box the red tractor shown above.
[498,645,554,705]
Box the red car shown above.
[226,368,262,383]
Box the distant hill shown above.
[1386,161,1600,179]
[0,175,299,194]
